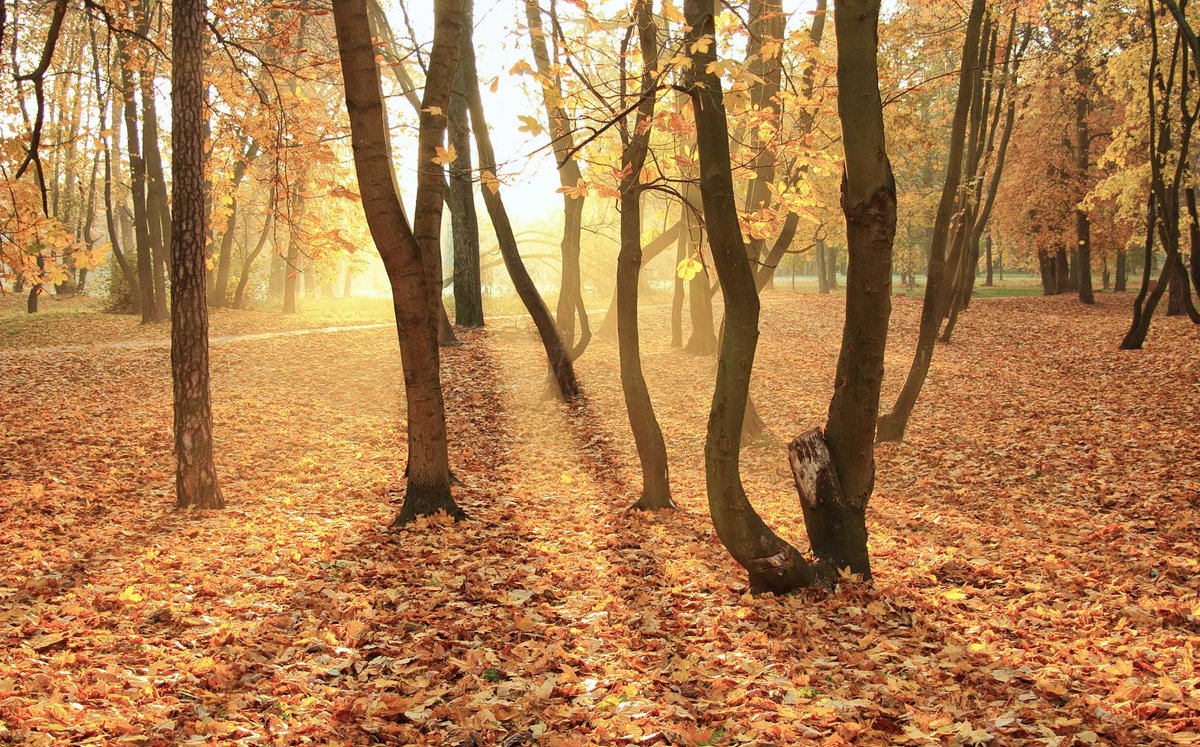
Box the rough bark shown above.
[171,0,223,509]
[333,0,463,522]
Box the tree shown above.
[333,0,464,523]
[876,0,986,443]
[171,0,224,509]
[686,0,895,591]
[615,0,673,511]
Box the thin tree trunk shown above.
[234,208,272,308]
[876,0,985,443]
[117,27,155,323]
[816,236,829,293]
[1115,247,1127,291]
[142,70,170,321]
[461,27,577,400]
[1074,61,1095,304]
[171,0,223,509]
[618,0,673,511]
[211,138,257,307]
[448,0,483,328]
[524,0,587,355]
[984,234,993,286]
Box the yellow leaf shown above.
[942,588,967,602]
[481,170,501,196]
[421,105,443,117]
[676,257,703,281]
[517,115,544,136]
[432,144,457,166]
[119,585,144,604]
[690,35,712,55]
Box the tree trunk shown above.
[117,29,155,324]
[462,33,578,399]
[333,0,463,522]
[1055,245,1070,294]
[984,234,993,286]
[523,0,588,356]
[822,0,896,577]
[171,0,223,509]
[826,243,839,289]
[685,0,816,592]
[1073,64,1095,304]
[816,237,829,293]
[448,0,483,328]
[671,217,686,348]
[211,138,257,308]
[876,0,984,443]
[142,72,171,322]
[617,0,673,511]
[1115,248,1127,292]
[1189,187,1200,297]
[234,210,272,308]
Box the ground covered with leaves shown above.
[0,292,1197,745]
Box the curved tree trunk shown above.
[334,0,464,523]
[460,16,578,400]
[171,0,223,509]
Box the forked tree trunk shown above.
[876,0,985,443]
[461,28,578,400]
[171,0,223,509]
[617,0,674,511]
[142,73,170,322]
[598,220,682,338]
[334,0,463,523]
[117,28,155,323]
[211,138,258,307]
[234,209,273,309]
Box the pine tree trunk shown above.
[171,0,223,509]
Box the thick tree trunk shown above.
[876,0,984,443]
[448,1,483,328]
[822,0,896,577]
[1115,248,1127,292]
[333,0,463,523]
[171,0,223,509]
[826,243,839,289]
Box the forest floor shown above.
[0,291,1197,746]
